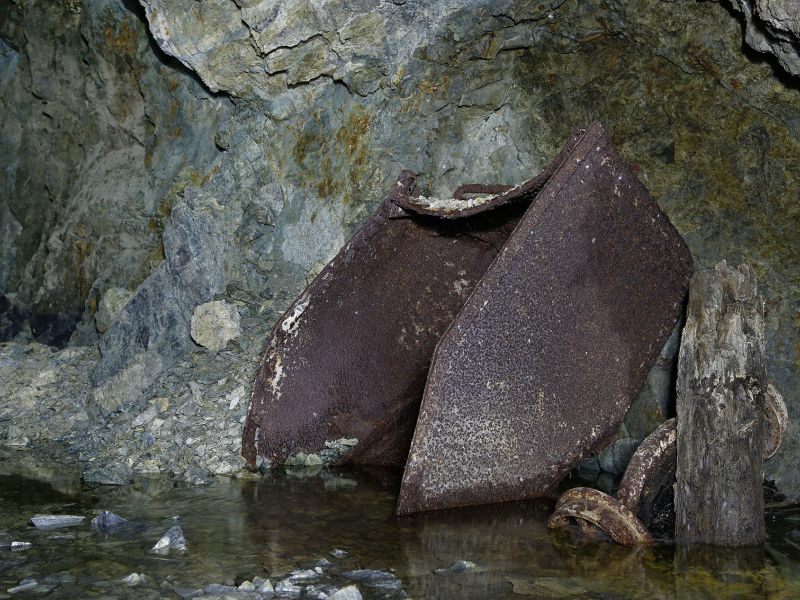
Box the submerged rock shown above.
[29,514,84,529]
[82,462,132,486]
[274,578,302,597]
[90,511,128,534]
[150,524,188,554]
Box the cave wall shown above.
[0,0,798,494]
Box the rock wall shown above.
[0,0,798,495]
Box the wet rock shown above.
[90,511,128,534]
[675,262,768,545]
[330,586,362,600]
[341,570,402,591]
[29,514,84,529]
[82,461,132,486]
[288,569,320,583]
[253,577,273,595]
[204,583,237,595]
[4,425,30,448]
[190,301,242,352]
[274,579,302,597]
[7,579,38,594]
[10,541,31,551]
[397,123,692,515]
[121,573,145,587]
[95,287,133,334]
[237,581,256,592]
[449,560,478,573]
[330,549,349,559]
[150,524,188,554]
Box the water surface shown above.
[1,462,800,599]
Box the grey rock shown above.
[237,581,256,592]
[341,570,402,591]
[190,301,242,351]
[7,579,38,594]
[4,425,30,448]
[288,569,319,583]
[82,462,132,486]
[329,549,349,559]
[121,573,145,587]
[95,287,133,334]
[204,584,237,595]
[723,0,800,77]
[10,541,31,551]
[449,560,478,573]
[90,510,128,534]
[29,514,84,529]
[330,586,362,600]
[274,579,302,597]
[150,524,188,554]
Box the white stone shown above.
[190,301,241,351]
[331,585,362,600]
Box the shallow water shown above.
[1,462,800,599]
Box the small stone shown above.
[190,301,241,351]
[312,558,332,570]
[341,570,402,591]
[150,525,188,554]
[10,541,31,551]
[121,573,144,586]
[330,548,349,559]
[5,425,30,447]
[274,578,302,597]
[82,462,132,486]
[8,579,38,594]
[304,453,323,466]
[29,514,84,529]
[91,510,127,533]
[450,560,478,573]
[203,583,236,594]
[254,577,273,594]
[237,580,256,592]
[329,585,362,600]
[95,287,133,334]
[288,569,319,583]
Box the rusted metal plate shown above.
[548,487,653,546]
[616,419,677,536]
[242,174,530,468]
[396,122,693,515]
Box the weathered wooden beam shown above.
[675,261,767,545]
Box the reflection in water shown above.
[0,467,799,598]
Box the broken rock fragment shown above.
[397,122,693,514]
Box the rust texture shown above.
[616,419,677,536]
[548,487,654,546]
[242,175,538,468]
[396,122,693,515]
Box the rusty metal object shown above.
[616,419,677,536]
[548,487,654,546]
[764,382,788,459]
[396,122,693,515]
[241,141,600,469]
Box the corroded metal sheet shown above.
[396,122,693,515]
[241,175,529,468]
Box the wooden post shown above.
[675,261,766,545]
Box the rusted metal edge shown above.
[548,487,654,546]
[389,128,587,219]
[616,418,677,514]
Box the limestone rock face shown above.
[190,301,242,352]
[724,0,800,77]
[0,0,798,492]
